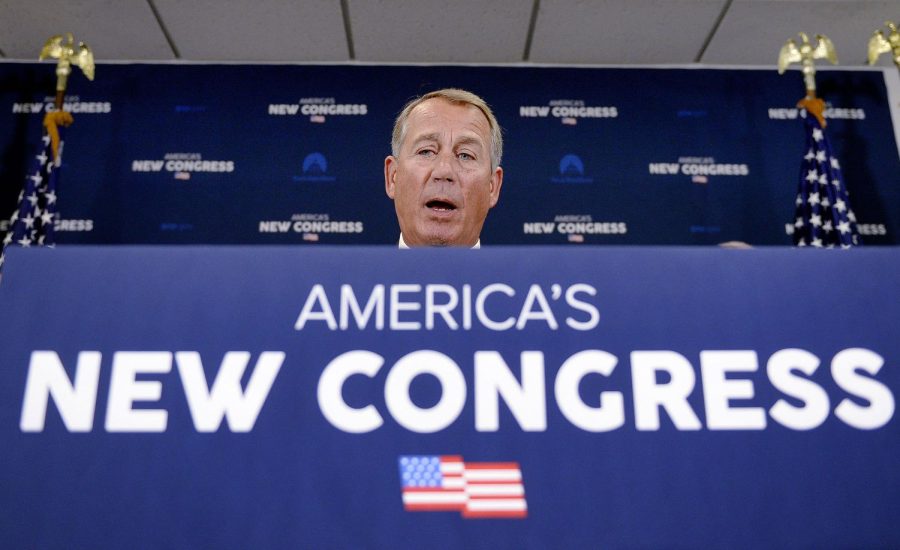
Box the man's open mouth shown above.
[426,200,457,212]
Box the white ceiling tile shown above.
[153,0,349,61]
[530,0,727,64]
[703,0,900,66]
[0,0,173,60]
[349,0,533,62]
[0,0,898,65]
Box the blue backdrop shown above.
[0,246,897,548]
[1,63,898,245]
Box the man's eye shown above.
[417,149,435,157]
[458,152,474,161]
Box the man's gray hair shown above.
[391,88,503,170]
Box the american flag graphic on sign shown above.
[398,455,527,519]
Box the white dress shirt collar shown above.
[399,234,480,249]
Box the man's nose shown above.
[431,151,455,182]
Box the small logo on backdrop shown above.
[304,153,327,173]
[690,225,721,235]
[11,95,112,115]
[398,455,527,519]
[551,154,594,184]
[676,109,708,118]
[560,154,583,175]
[160,222,194,232]
[174,105,207,114]
[293,152,336,182]
[131,153,235,180]
[267,97,368,123]
[519,99,618,125]
[648,156,749,184]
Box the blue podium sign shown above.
[0,246,898,548]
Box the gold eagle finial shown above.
[777,33,837,128]
[868,21,900,67]
[39,33,95,93]
[777,33,838,91]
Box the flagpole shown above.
[39,33,94,160]
[778,32,861,248]
[0,34,94,275]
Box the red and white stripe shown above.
[463,462,527,519]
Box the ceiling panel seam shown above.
[340,0,356,60]
[695,0,733,63]
[146,0,181,59]
[522,0,541,61]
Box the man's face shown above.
[385,98,503,247]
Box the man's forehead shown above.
[407,98,490,135]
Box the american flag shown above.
[0,129,62,271]
[398,455,527,519]
[790,109,860,248]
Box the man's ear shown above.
[384,156,397,199]
[488,166,503,208]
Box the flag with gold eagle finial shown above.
[790,108,860,248]
[0,112,71,272]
